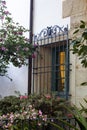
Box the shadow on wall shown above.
[0,63,28,98]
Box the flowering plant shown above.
[0,94,73,130]
[0,0,37,77]
[0,105,47,130]
[19,94,71,118]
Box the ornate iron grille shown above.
[32,25,70,99]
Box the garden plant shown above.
[0,93,72,130]
[70,20,87,130]
[0,0,37,79]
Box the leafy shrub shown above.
[0,96,21,115]
[72,20,87,68]
[0,94,71,118]
[0,94,73,129]
[27,94,71,118]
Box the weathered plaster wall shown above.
[62,0,87,107]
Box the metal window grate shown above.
[32,25,70,99]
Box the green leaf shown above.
[74,107,87,130]
[73,29,79,34]
[81,82,87,86]
[80,20,85,25]
[24,127,28,130]
[50,118,79,130]
[80,24,85,28]
[49,122,64,130]
[82,32,87,39]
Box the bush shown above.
[0,96,21,115]
[0,94,71,117]
[27,94,71,118]
[0,94,73,129]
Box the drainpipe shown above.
[28,0,34,95]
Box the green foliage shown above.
[0,0,37,78]
[69,99,87,130]
[72,20,87,86]
[0,94,72,129]
[72,20,87,68]
[0,96,21,115]
[74,107,87,130]
[1,95,87,130]
[70,99,87,130]
[49,99,87,130]
[28,94,70,118]
[0,94,70,118]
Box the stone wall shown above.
[63,0,87,27]
[62,0,87,107]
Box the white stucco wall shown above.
[0,0,30,97]
[0,0,70,97]
[33,0,70,33]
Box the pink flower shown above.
[32,53,36,58]
[23,95,28,99]
[32,112,37,119]
[20,95,28,100]
[4,11,10,15]
[0,46,6,51]
[0,15,4,20]
[22,111,27,116]
[23,47,29,51]
[38,122,41,126]
[18,31,23,35]
[38,110,42,116]
[13,31,23,35]
[67,113,73,118]
[20,95,23,99]
[2,1,6,5]
[16,47,19,51]
[33,44,38,47]
[24,38,30,42]
[29,105,32,109]
[45,94,51,99]
[13,31,17,35]
[42,115,47,121]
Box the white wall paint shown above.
[34,0,70,34]
[0,0,70,97]
[0,0,30,97]
[6,0,30,30]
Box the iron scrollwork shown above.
[34,25,68,41]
